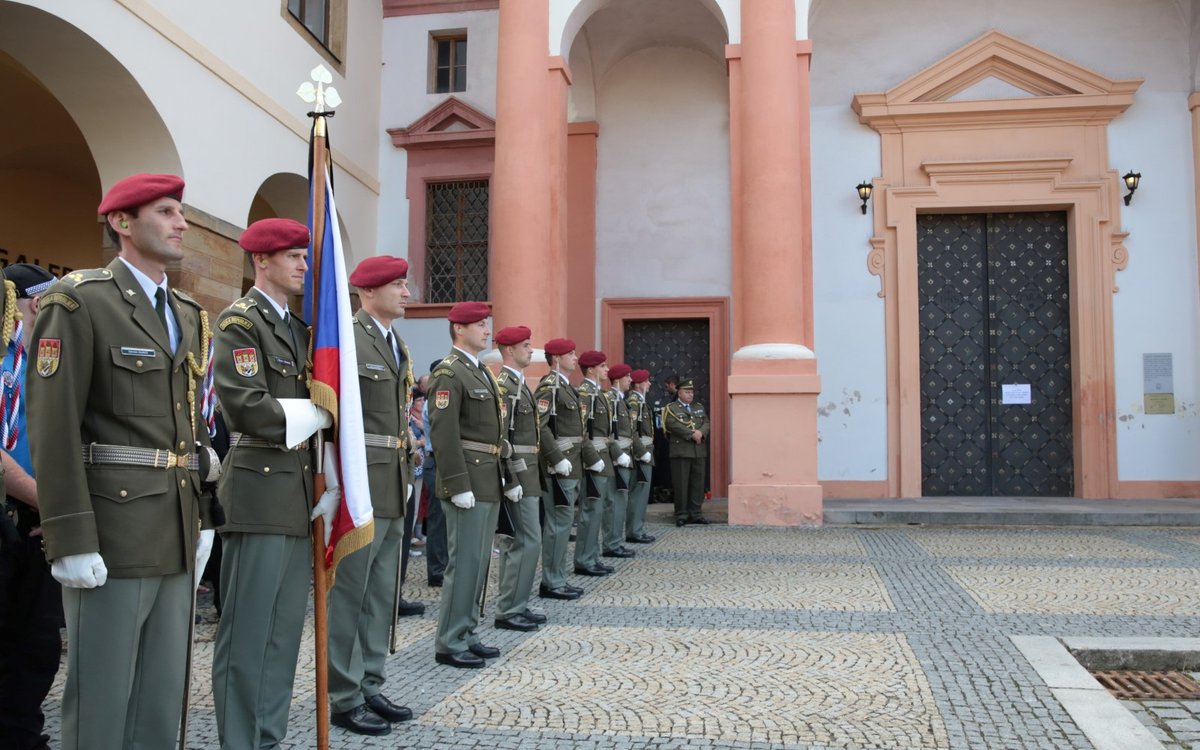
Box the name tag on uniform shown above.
[472,388,489,396]
[365,363,387,372]
[272,357,295,368]
[120,347,156,357]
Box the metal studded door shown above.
[918,212,1073,496]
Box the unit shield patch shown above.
[233,348,259,377]
[537,398,549,415]
[435,390,450,410]
[36,339,61,377]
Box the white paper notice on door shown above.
[1001,384,1031,405]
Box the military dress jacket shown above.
[27,259,211,577]
[213,287,315,536]
[608,389,634,466]
[353,310,411,519]
[427,350,503,503]
[663,398,710,459]
[577,379,614,477]
[496,367,540,496]
[534,372,595,481]
[626,390,655,467]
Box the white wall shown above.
[809,0,1200,482]
[593,46,731,301]
[378,10,499,268]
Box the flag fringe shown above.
[325,518,375,588]
[308,379,340,428]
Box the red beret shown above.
[608,364,631,380]
[349,256,408,288]
[98,173,184,215]
[579,350,607,368]
[447,301,490,324]
[630,369,650,384]
[240,218,310,254]
[544,338,576,356]
[494,326,531,346]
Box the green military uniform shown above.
[428,348,503,655]
[211,287,317,749]
[27,259,212,750]
[663,392,710,524]
[534,371,597,591]
[625,388,655,539]
[601,388,634,553]
[574,378,613,570]
[494,366,541,620]
[327,310,412,713]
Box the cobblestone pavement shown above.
[40,513,1200,749]
[1121,677,1200,749]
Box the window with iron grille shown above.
[431,33,467,94]
[425,180,488,304]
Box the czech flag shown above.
[305,161,373,582]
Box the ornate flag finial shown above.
[297,64,342,113]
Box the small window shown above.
[431,33,467,94]
[284,0,346,66]
[425,180,488,303]
[288,0,329,46]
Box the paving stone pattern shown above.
[40,523,1200,748]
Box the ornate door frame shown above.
[853,32,1140,498]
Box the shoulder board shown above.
[171,288,202,309]
[219,315,254,331]
[62,268,112,287]
[537,374,557,387]
[229,296,258,313]
[431,367,456,379]
[442,353,461,366]
[40,291,80,312]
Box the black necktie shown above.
[154,287,169,338]
[384,330,399,367]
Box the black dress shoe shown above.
[396,598,425,617]
[521,608,548,624]
[365,694,413,723]
[332,704,391,736]
[595,562,615,573]
[435,650,485,668]
[675,519,687,527]
[602,547,635,558]
[495,614,539,632]
[689,517,711,525]
[626,533,655,543]
[468,642,501,658]
[574,565,609,577]
[564,584,585,594]
[538,584,581,600]
[427,575,443,587]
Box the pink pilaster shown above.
[726,4,822,526]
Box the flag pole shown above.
[308,110,332,750]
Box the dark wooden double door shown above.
[918,212,1074,496]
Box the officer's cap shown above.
[4,263,56,298]
[678,378,695,390]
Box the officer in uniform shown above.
[601,363,636,559]
[624,368,656,544]
[534,338,590,600]
[324,256,415,736]
[574,351,616,577]
[0,264,58,750]
[211,218,329,749]
[27,173,216,750]
[428,301,504,668]
[662,378,710,526]
[492,326,546,631]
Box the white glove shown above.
[407,483,414,502]
[311,487,340,546]
[639,452,652,463]
[51,552,108,589]
[279,399,333,448]
[587,459,605,473]
[451,491,475,509]
[553,458,572,476]
[504,484,523,502]
[615,453,632,469]
[195,529,215,585]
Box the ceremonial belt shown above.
[554,436,583,450]
[82,443,199,471]
[590,438,609,450]
[461,439,501,456]
[229,432,310,451]
[510,444,539,455]
[364,432,407,450]
[615,437,633,449]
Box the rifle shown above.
[545,371,569,507]
[610,390,627,492]
[495,386,520,538]
[584,387,600,500]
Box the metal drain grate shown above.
[1090,670,1200,700]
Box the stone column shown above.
[490,0,562,344]
[726,2,822,525]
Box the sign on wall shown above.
[1143,352,1174,415]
